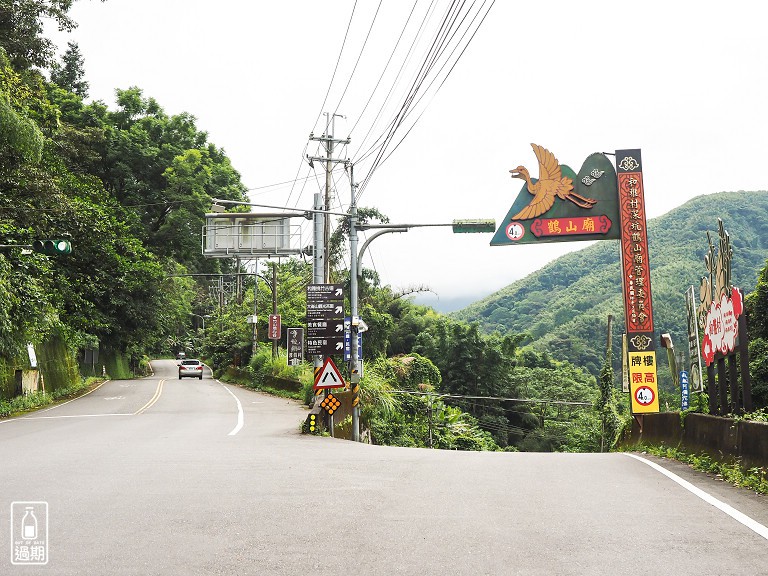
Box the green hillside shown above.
[453,191,768,381]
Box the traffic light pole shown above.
[349,165,361,442]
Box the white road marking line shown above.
[0,380,114,424]
[36,379,111,413]
[625,453,768,540]
[14,414,133,420]
[218,381,244,436]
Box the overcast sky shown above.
[49,0,767,311]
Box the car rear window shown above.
[181,360,200,365]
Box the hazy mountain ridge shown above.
[452,191,768,377]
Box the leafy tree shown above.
[328,206,389,278]
[0,0,79,70]
[748,338,768,408]
[506,363,599,451]
[746,258,768,340]
[94,87,246,272]
[746,258,768,408]
[598,342,622,451]
[364,355,497,450]
[50,40,87,97]
[0,47,44,165]
[202,296,254,372]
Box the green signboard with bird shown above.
[491,144,620,245]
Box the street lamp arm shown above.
[189,313,206,331]
[357,228,409,277]
[356,223,446,230]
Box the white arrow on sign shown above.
[334,288,343,296]
[334,305,343,314]
[335,342,343,350]
[335,324,343,332]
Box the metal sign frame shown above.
[202,212,303,258]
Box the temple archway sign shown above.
[492,145,658,414]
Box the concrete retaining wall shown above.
[631,412,768,469]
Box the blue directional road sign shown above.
[680,370,690,410]
[343,317,362,361]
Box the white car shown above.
[178,359,204,380]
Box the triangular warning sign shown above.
[313,357,345,390]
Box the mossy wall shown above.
[36,337,80,394]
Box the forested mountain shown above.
[453,191,768,380]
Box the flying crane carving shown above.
[510,144,597,220]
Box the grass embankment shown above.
[627,443,768,495]
[0,377,105,419]
[214,346,313,403]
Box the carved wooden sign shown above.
[696,219,752,414]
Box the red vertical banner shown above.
[616,149,658,413]
[268,314,281,340]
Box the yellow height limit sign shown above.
[629,351,660,413]
[313,357,345,390]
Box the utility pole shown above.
[252,258,259,356]
[311,192,325,377]
[308,116,349,433]
[271,262,278,359]
[308,113,349,282]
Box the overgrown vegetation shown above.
[632,444,768,495]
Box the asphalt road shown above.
[1,359,767,575]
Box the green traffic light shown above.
[32,239,72,255]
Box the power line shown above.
[357,0,460,194]
[245,167,345,194]
[355,0,495,200]
[310,0,359,134]
[333,0,384,116]
[347,0,421,136]
[389,390,593,407]
[373,0,495,173]
[350,0,437,161]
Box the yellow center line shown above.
[134,379,164,415]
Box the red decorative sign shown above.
[702,287,743,366]
[616,149,655,347]
[530,215,612,237]
[268,314,281,340]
